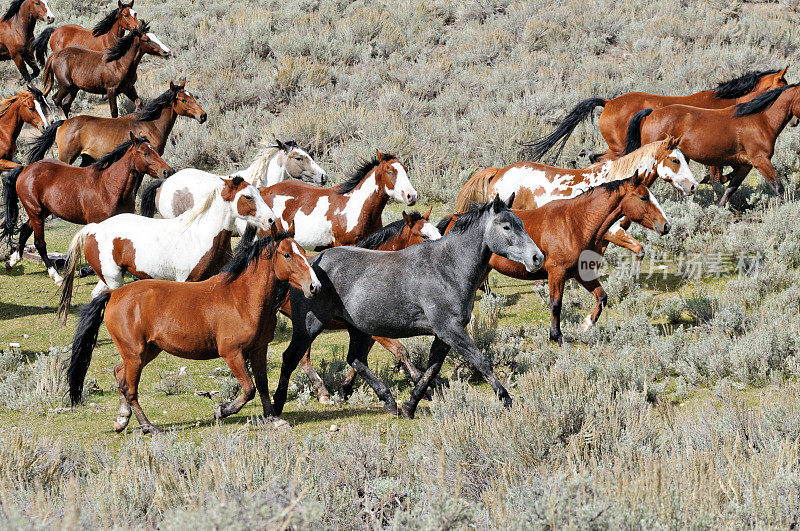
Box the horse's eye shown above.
[283,253,290,259]
[502,225,511,231]
[640,196,649,201]
[671,158,679,164]
[295,156,303,161]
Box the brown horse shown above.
[0,86,50,171]
[67,228,321,434]
[625,83,800,206]
[42,21,170,118]
[2,133,173,284]
[0,0,53,81]
[30,81,206,165]
[32,0,138,65]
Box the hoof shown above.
[113,419,128,432]
[142,424,163,434]
[383,400,399,416]
[214,405,224,419]
[270,417,291,430]
[400,401,416,419]
[318,395,333,405]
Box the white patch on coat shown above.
[146,32,170,54]
[580,314,594,332]
[156,168,220,218]
[420,222,441,240]
[291,197,334,250]
[33,100,48,128]
[340,175,377,232]
[656,149,697,196]
[7,250,21,268]
[385,162,417,204]
[48,266,63,284]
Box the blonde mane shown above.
[0,92,24,119]
[236,145,281,187]
[602,140,665,181]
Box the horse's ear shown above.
[423,206,432,220]
[118,0,124,7]
[376,150,384,162]
[632,170,643,187]
[506,192,515,209]
[178,79,186,88]
[129,131,137,144]
[491,194,505,212]
[275,138,286,150]
[170,81,177,92]
[270,222,279,241]
[402,211,412,226]
[780,65,790,80]
[287,220,296,237]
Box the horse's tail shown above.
[140,178,164,218]
[1,166,24,246]
[455,167,499,213]
[42,56,55,96]
[68,289,111,405]
[58,225,92,325]
[234,224,259,255]
[32,27,54,66]
[624,109,653,155]
[28,119,64,164]
[526,97,607,162]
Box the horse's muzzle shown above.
[46,16,54,24]
[656,221,671,235]
[162,167,175,179]
[197,113,207,124]
[525,251,545,273]
[405,191,418,206]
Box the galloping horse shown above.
[140,139,327,220]
[57,176,276,324]
[455,138,695,267]
[0,0,53,81]
[272,196,544,419]
[625,84,800,206]
[32,0,138,65]
[30,81,206,165]
[527,68,789,168]
[0,86,51,171]
[2,134,173,284]
[67,229,321,434]
[43,21,170,118]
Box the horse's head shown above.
[18,85,50,131]
[277,139,327,185]
[220,176,276,232]
[135,22,171,58]
[485,194,543,273]
[619,171,671,235]
[653,136,697,196]
[118,0,139,31]
[374,151,418,205]
[26,0,54,24]
[400,207,440,246]
[272,225,321,298]
[170,81,206,123]
[128,132,173,179]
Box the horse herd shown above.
[0,0,794,433]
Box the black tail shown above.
[623,109,653,155]
[32,27,55,66]
[140,178,164,217]
[28,119,63,163]
[234,224,259,255]
[525,97,606,162]
[67,291,111,405]
[1,166,24,246]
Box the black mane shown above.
[105,21,149,62]
[2,0,24,22]
[135,88,176,121]
[92,4,126,37]
[222,233,289,283]
[733,84,798,117]
[357,211,424,249]
[447,202,493,235]
[335,152,397,195]
[436,214,457,235]
[713,69,780,100]
[93,136,147,170]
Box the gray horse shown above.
[272,194,544,418]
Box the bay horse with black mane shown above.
[2,133,173,284]
[67,227,321,434]
[0,0,53,81]
[42,21,170,118]
[0,86,50,171]
[625,83,800,206]
[32,0,138,65]
[30,81,206,165]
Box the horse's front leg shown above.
[750,156,785,199]
[11,53,31,82]
[215,347,256,419]
[576,277,608,332]
[273,332,315,416]
[107,91,119,118]
[346,328,398,414]
[548,269,567,344]
[298,348,332,404]
[602,221,644,277]
[23,51,39,79]
[401,337,450,419]
[123,86,142,110]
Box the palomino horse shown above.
[57,176,276,324]
[272,196,544,419]
[0,0,53,81]
[30,81,206,165]
[2,134,173,284]
[140,139,327,220]
[0,86,51,171]
[32,0,138,65]
[625,83,800,206]
[259,151,418,250]
[455,138,695,268]
[67,228,321,434]
[290,208,442,403]
[527,68,789,168]
[42,21,170,118]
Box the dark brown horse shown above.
[32,1,138,65]
[30,81,206,165]
[2,133,173,284]
[625,83,800,206]
[0,0,53,81]
[67,229,321,434]
[0,86,50,171]
[42,21,170,118]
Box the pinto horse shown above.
[0,0,53,81]
[57,176,276,324]
[2,134,173,284]
[527,68,789,168]
[0,86,50,172]
[42,21,170,118]
[30,81,206,165]
[67,229,321,434]
[625,84,800,206]
[32,0,138,65]
[272,196,544,419]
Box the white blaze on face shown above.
[146,33,170,55]
[420,222,441,240]
[386,162,417,204]
[291,241,320,288]
[234,185,275,230]
[648,189,668,221]
[129,8,137,17]
[296,148,326,178]
[33,100,49,127]
[656,149,697,196]
[42,0,53,20]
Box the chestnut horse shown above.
[0,86,51,171]
[32,0,138,65]
[67,229,321,434]
[42,21,170,118]
[625,83,800,206]
[259,151,418,250]
[57,176,276,324]
[2,134,173,284]
[30,81,206,165]
[527,68,789,168]
[0,0,53,81]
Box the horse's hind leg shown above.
[718,165,753,207]
[12,54,31,82]
[23,52,39,79]
[401,337,450,419]
[113,363,132,432]
[30,215,63,284]
[118,343,161,433]
[345,328,398,415]
[750,156,785,199]
[215,349,256,419]
[299,348,332,404]
[6,222,32,270]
